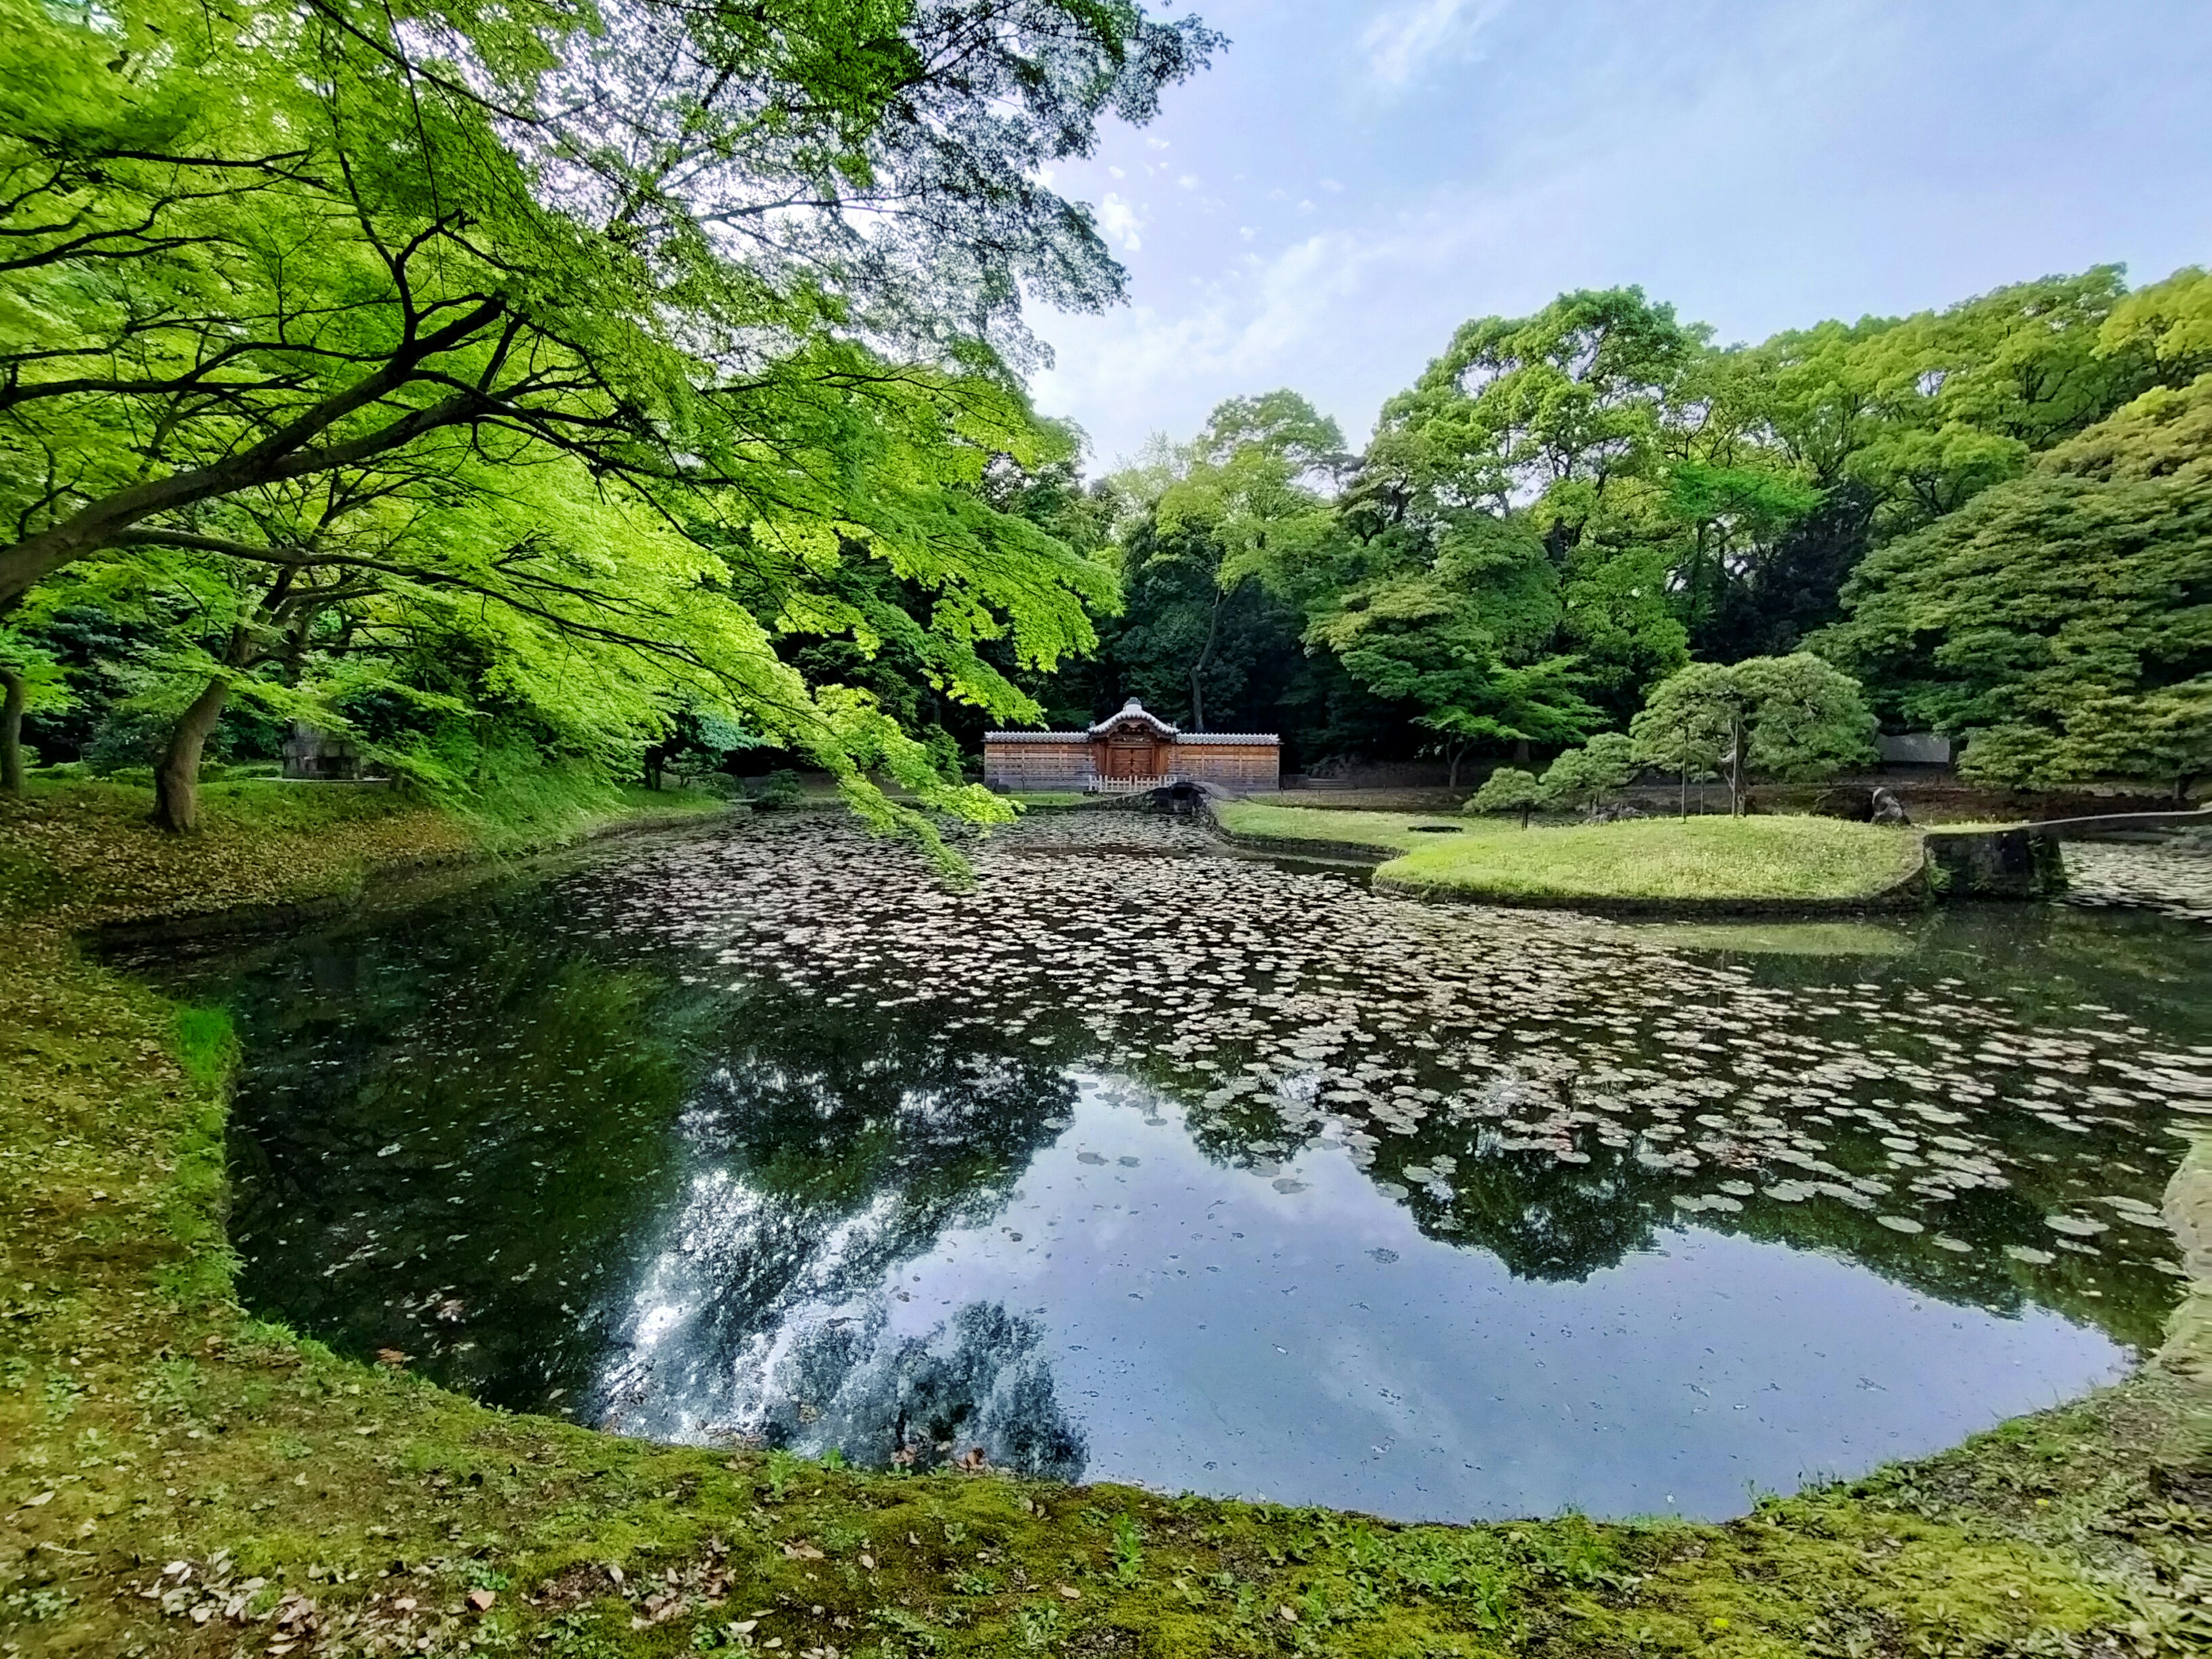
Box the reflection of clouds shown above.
[600,1157,1090,1478]
[593,1019,1080,1445]
[1306,1323,1468,1445]
[599,1166,905,1440]
[757,1301,1086,1480]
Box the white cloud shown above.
[1035,171,1605,465]
[1032,0,2212,470]
[1178,173,1201,190]
[1360,0,1503,91]
[1096,192,1144,252]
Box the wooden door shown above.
[1108,738,1152,778]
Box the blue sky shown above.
[1027,0,2212,469]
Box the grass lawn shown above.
[1216,802,1926,904]
[1211,801,1471,856]
[2,778,2206,1656]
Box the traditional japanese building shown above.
[983,699,1279,794]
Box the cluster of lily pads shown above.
[575,813,2207,1329]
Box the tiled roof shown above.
[982,730,1279,744]
[1088,697,1180,738]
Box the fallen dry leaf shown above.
[466,1589,496,1613]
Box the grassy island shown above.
[2,781,2208,1658]
[1214,802,1928,908]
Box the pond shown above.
[122,812,2212,1523]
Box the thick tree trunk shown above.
[0,665,24,794]
[154,679,231,832]
[1512,737,1531,767]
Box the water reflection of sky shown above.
[600,1071,2123,1521]
[134,813,2212,1524]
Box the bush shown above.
[1539,732,1638,815]
[1466,766,1544,827]
[82,710,194,776]
[751,768,805,809]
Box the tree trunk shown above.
[1730,712,1745,816]
[154,678,231,832]
[0,297,506,618]
[0,665,24,794]
[1188,585,1226,733]
[1447,740,1465,790]
[1512,737,1531,767]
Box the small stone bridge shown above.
[1925,806,2212,898]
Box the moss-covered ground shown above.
[1214,804,1926,907]
[3,778,2209,1656]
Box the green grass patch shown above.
[1217,802,1926,903]
[440,768,725,854]
[1212,800,1467,855]
[172,1003,238,1090]
[1380,815,1923,902]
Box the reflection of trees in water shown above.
[756,1301,1086,1480]
[593,982,1082,1444]
[211,922,717,1412]
[1129,1044,2175,1348]
[1432,1154,1661,1281]
[1397,1136,2175,1350]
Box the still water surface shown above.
[127,814,2212,1521]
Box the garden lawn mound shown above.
[1214,801,1927,910]
[0,774,724,931]
[1376,815,1927,908]
[1208,801,1461,861]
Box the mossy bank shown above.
[3,779,2209,1657]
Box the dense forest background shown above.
[995,267,2212,793]
[0,1,2205,821]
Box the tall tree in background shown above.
[1092,394,1344,740]
[1820,285,2212,797]
[1368,288,1696,715]
[1305,516,1597,785]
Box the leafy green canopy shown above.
[0,0,1217,826]
[1821,366,2212,793]
[1356,270,2181,696]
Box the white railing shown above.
[1085,774,1181,794]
